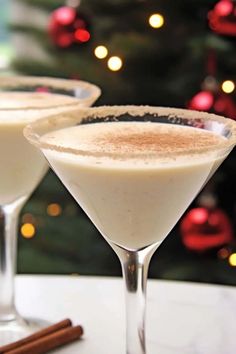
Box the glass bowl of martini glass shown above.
[0,76,100,344]
[24,106,236,354]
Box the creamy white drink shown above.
[0,77,101,346]
[41,121,226,249]
[25,106,236,354]
[0,92,81,205]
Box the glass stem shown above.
[112,243,158,354]
[0,197,27,322]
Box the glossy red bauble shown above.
[180,207,233,252]
[188,89,236,120]
[208,0,236,36]
[48,6,91,48]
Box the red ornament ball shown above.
[208,0,236,37]
[180,207,233,252]
[188,89,236,120]
[48,6,91,48]
[189,91,214,111]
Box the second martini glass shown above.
[0,76,100,344]
[25,106,236,353]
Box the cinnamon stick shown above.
[4,325,83,354]
[0,319,72,353]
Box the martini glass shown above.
[24,106,236,354]
[0,76,100,344]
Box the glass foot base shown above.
[0,317,50,346]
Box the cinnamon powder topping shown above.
[97,128,222,153]
[41,121,225,156]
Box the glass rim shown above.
[24,105,236,159]
[0,75,101,109]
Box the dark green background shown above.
[5,0,236,284]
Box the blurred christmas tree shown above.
[8,0,236,283]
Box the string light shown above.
[107,56,123,71]
[21,223,36,239]
[47,203,62,217]
[228,253,236,266]
[221,80,235,94]
[149,13,164,29]
[94,45,108,59]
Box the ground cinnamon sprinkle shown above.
[41,121,225,159]
[95,125,223,154]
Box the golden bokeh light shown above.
[47,203,62,217]
[228,253,236,267]
[221,80,235,94]
[94,45,108,59]
[149,13,164,29]
[21,223,36,239]
[107,56,123,71]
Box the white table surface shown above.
[15,275,236,354]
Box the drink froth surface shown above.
[0,92,79,122]
[41,122,225,166]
